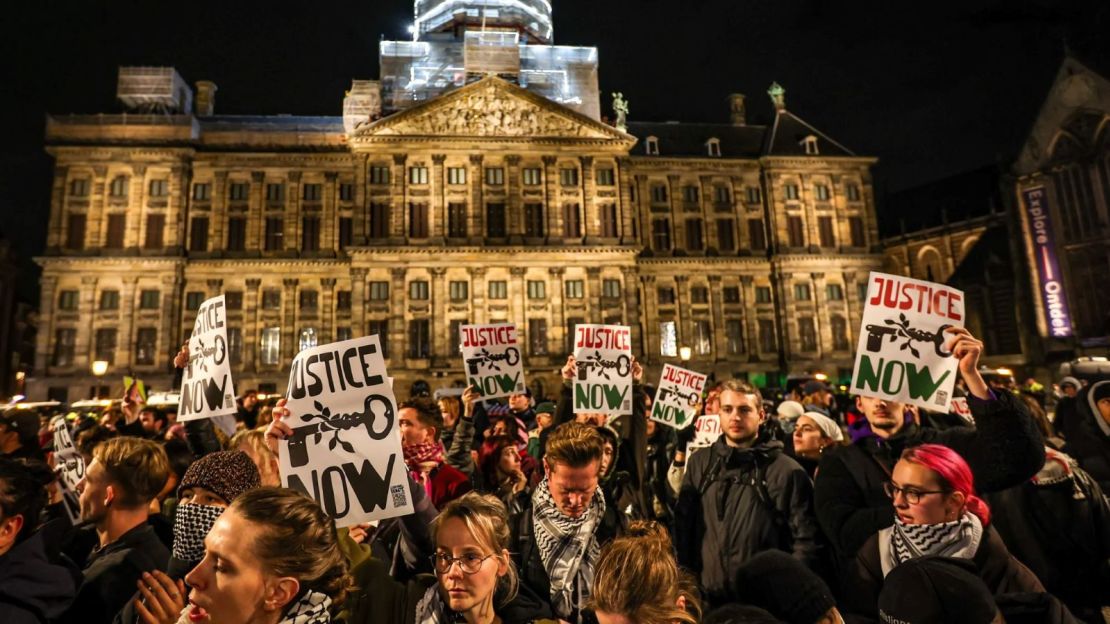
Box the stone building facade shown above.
[32,75,881,402]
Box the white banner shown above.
[50,415,83,524]
[686,414,721,459]
[650,364,706,430]
[460,323,525,399]
[179,295,238,422]
[573,324,633,416]
[279,335,413,527]
[851,272,964,412]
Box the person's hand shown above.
[164,424,186,442]
[561,355,576,381]
[172,342,189,370]
[945,327,989,399]
[121,381,142,425]
[348,523,373,544]
[631,356,643,383]
[510,469,527,494]
[135,570,186,624]
[675,420,698,447]
[265,398,293,457]
[462,386,479,419]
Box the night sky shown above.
[2,0,1107,301]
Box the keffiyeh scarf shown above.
[880,511,983,577]
[172,503,224,562]
[404,441,447,497]
[414,584,452,624]
[174,590,332,624]
[532,477,605,621]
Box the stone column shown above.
[667,175,681,251]
[167,164,188,251]
[506,155,522,243]
[620,266,643,354]
[709,275,725,360]
[87,166,108,248]
[354,155,370,245]
[542,156,560,242]
[431,155,446,240]
[469,267,487,325]
[282,278,299,362]
[34,275,58,375]
[843,272,860,346]
[639,274,657,365]
[430,268,447,359]
[350,268,367,339]
[117,277,139,370]
[390,155,407,243]
[286,171,302,253]
[323,172,338,251]
[811,272,829,360]
[250,172,265,252]
[468,155,484,245]
[127,165,147,249]
[740,276,759,361]
[211,171,228,250]
[547,267,566,353]
[586,267,603,323]
[75,276,98,371]
[580,156,596,243]
[674,275,690,355]
[244,278,261,373]
[510,267,527,331]
[389,268,406,363]
[162,270,184,368]
[45,167,68,250]
[616,159,635,245]
[321,278,337,343]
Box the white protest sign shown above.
[852,272,964,412]
[686,414,721,459]
[179,295,237,422]
[573,324,633,416]
[460,323,525,399]
[279,335,413,527]
[50,416,84,523]
[650,364,706,430]
[949,397,974,425]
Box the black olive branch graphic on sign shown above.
[465,347,521,375]
[864,313,953,359]
[576,350,632,381]
[287,394,395,468]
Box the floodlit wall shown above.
[414,0,554,43]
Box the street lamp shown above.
[679,346,692,362]
[91,360,109,399]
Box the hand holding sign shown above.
[943,327,990,400]
[572,325,633,416]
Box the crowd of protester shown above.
[0,325,1108,623]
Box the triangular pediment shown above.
[351,77,635,146]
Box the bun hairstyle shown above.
[901,444,991,525]
[588,520,701,623]
[230,487,353,609]
[431,492,519,606]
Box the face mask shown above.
[172,503,225,563]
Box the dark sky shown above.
[1,0,1107,301]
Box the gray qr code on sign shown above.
[391,484,407,508]
[934,390,948,406]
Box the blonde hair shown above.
[431,492,518,606]
[228,429,279,484]
[544,421,604,469]
[589,521,701,623]
[719,379,763,404]
[92,437,170,508]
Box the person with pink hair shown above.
[845,443,1045,618]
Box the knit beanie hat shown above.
[534,401,556,416]
[730,549,836,624]
[877,556,998,624]
[802,411,844,442]
[178,450,261,503]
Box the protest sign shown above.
[686,414,721,459]
[949,397,974,425]
[460,323,525,399]
[51,415,83,523]
[179,295,237,422]
[852,272,964,412]
[123,376,147,404]
[572,324,633,416]
[279,335,412,527]
[650,364,706,430]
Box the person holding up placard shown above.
[814,327,1046,574]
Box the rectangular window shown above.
[799,317,818,352]
[369,282,390,301]
[369,320,389,357]
[264,218,284,251]
[714,185,731,204]
[562,204,580,238]
[58,290,79,311]
[756,286,772,304]
[265,183,285,202]
[565,280,584,299]
[652,219,671,251]
[227,217,247,251]
[527,280,546,299]
[408,320,430,359]
[784,184,800,200]
[691,286,709,304]
[69,178,90,197]
[717,218,736,252]
[683,185,699,203]
[650,184,668,203]
[524,203,544,237]
[488,281,508,299]
[302,216,320,251]
[685,218,704,251]
[339,183,354,201]
[694,320,712,355]
[225,291,243,310]
[827,284,844,301]
[148,179,168,197]
[726,320,745,355]
[660,321,678,357]
[260,327,281,365]
[369,203,390,240]
[484,167,505,185]
[602,279,621,299]
[522,168,542,186]
[448,203,467,238]
[746,186,762,204]
[139,290,160,310]
[370,166,390,185]
[65,214,86,250]
[723,286,741,303]
[339,217,353,249]
[847,183,861,202]
[818,216,836,247]
[832,316,850,351]
[787,216,805,247]
[794,284,812,301]
[658,287,676,305]
[449,320,464,358]
[529,319,548,355]
[185,291,205,311]
[302,183,322,201]
[849,216,866,247]
[815,184,831,201]
[599,204,618,238]
[52,328,76,367]
[262,290,281,310]
[109,176,128,197]
[99,290,120,310]
[559,168,579,186]
[193,183,211,201]
[409,281,429,300]
[143,214,165,249]
[189,217,209,252]
[758,319,777,353]
[105,214,126,249]
[596,168,615,186]
[336,291,352,311]
[447,167,467,185]
[95,328,117,364]
[229,182,250,201]
[299,290,318,310]
[135,328,158,365]
[409,203,429,238]
[336,327,353,343]
[227,327,243,365]
[449,281,469,301]
[748,219,766,250]
[409,166,429,185]
[486,203,507,238]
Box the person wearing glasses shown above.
[843,443,1044,619]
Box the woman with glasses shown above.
[844,443,1044,618]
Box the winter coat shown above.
[845,523,1044,619]
[0,521,80,624]
[60,523,169,624]
[1061,381,1110,492]
[814,390,1044,563]
[675,436,820,602]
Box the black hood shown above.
[0,523,79,621]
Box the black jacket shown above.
[1062,381,1110,492]
[675,436,819,601]
[814,390,1044,562]
[61,523,169,624]
[0,521,80,624]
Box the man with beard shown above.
[814,328,1046,571]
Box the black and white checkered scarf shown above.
[531,477,605,622]
[880,512,983,577]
